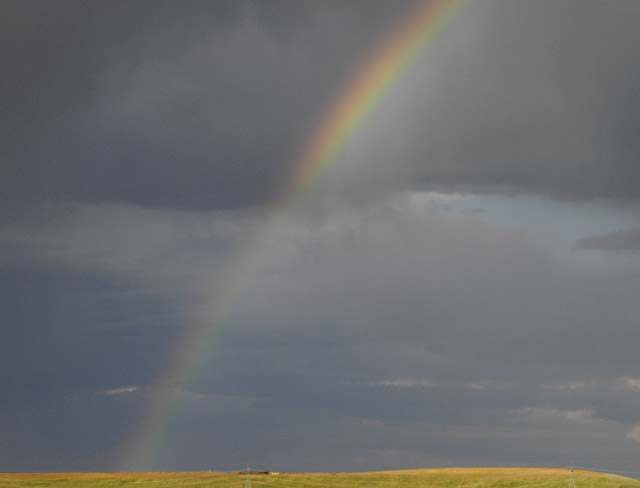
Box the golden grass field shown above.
[1,468,639,488]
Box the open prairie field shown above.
[1,468,639,488]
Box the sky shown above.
[3,0,640,474]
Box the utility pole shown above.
[569,465,576,488]
[244,464,251,488]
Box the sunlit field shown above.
[2,468,639,488]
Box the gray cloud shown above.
[575,228,640,252]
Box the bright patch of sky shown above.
[411,191,640,262]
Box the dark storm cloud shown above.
[5,1,640,215]
[575,228,640,252]
[1,0,413,212]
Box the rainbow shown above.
[120,0,467,470]
[286,0,467,205]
